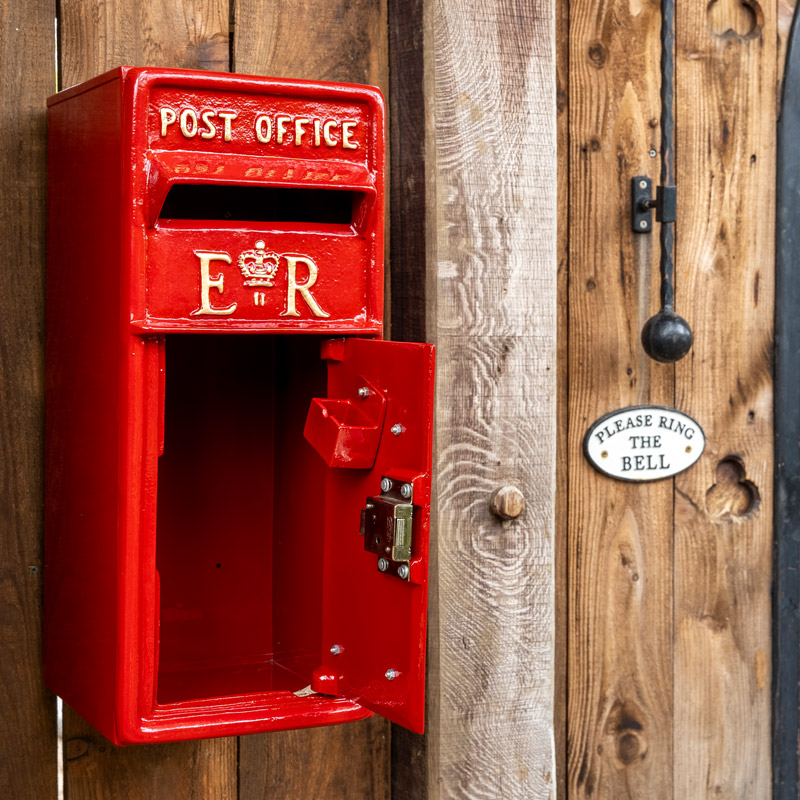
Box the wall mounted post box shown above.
[44,67,434,744]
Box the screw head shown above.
[380,477,392,492]
[649,149,657,158]
[397,564,410,579]
[391,423,404,436]
[385,668,399,681]
[639,219,648,229]
[378,557,389,572]
[400,483,413,499]
[330,644,343,656]
[358,386,370,397]
[638,179,648,189]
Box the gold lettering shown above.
[255,114,272,143]
[200,110,217,139]
[218,111,237,142]
[294,117,309,145]
[253,291,266,306]
[281,255,330,318]
[313,119,321,146]
[323,120,339,147]
[276,115,291,144]
[191,251,237,316]
[160,107,177,137]
[341,121,358,149]
[245,167,263,177]
[180,109,198,138]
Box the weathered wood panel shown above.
[232,2,391,797]
[392,0,558,795]
[566,2,674,797]
[673,1,776,796]
[57,2,238,797]
[555,0,570,794]
[59,0,230,82]
[238,716,389,800]
[233,0,388,93]
[0,0,58,797]
[62,731,236,800]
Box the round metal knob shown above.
[489,486,526,520]
[641,308,693,363]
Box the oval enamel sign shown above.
[583,405,705,482]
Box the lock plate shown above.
[360,478,414,579]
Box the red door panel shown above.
[305,337,434,732]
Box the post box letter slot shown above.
[158,185,362,225]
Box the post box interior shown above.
[155,333,332,705]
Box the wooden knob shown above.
[489,486,525,520]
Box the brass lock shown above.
[360,477,414,580]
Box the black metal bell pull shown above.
[633,0,693,363]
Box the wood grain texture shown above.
[555,0,569,794]
[232,3,392,797]
[233,0,388,94]
[63,708,237,800]
[238,716,389,800]
[59,0,229,83]
[673,1,776,795]
[0,0,58,797]
[423,0,557,795]
[566,1,674,796]
[57,2,237,797]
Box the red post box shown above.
[44,67,434,744]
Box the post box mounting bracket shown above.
[360,477,414,581]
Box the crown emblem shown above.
[238,240,280,287]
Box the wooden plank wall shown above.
[391,0,558,797]
[674,0,775,794]
[0,0,57,797]
[2,0,794,796]
[565,3,675,795]
[564,0,791,798]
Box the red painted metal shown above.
[44,67,433,744]
[312,338,434,732]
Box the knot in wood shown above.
[489,486,525,520]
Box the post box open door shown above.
[44,67,434,744]
[306,337,434,734]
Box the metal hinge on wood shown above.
[631,176,677,232]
